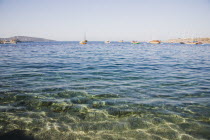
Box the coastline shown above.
[164,38,210,44]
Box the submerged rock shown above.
[108,107,134,117]
[50,90,89,98]
[50,102,72,112]
[94,93,120,99]
[0,129,35,140]
[71,97,91,104]
[92,101,106,108]
[40,100,54,107]
[127,117,153,129]
[85,110,109,121]
[68,105,88,113]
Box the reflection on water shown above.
[0,42,210,139]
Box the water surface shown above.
[0,42,210,139]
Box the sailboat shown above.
[80,32,88,44]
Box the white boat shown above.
[105,40,110,43]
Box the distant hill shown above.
[0,36,55,42]
[164,38,210,44]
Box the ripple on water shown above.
[0,42,210,139]
[0,89,209,139]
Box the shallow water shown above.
[0,41,210,140]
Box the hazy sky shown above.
[0,0,210,41]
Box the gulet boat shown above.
[149,40,161,44]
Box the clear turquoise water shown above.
[0,42,210,139]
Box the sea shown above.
[0,41,210,140]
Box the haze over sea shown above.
[0,42,210,139]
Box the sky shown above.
[0,0,210,41]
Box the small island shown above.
[0,36,55,44]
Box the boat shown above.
[79,41,87,44]
[80,32,87,44]
[105,40,111,43]
[185,42,199,45]
[185,41,202,45]
[185,42,198,45]
[184,37,203,45]
[131,41,140,44]
[149,40,161,44]
[1,40,17,44]
[118,40,124,43]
